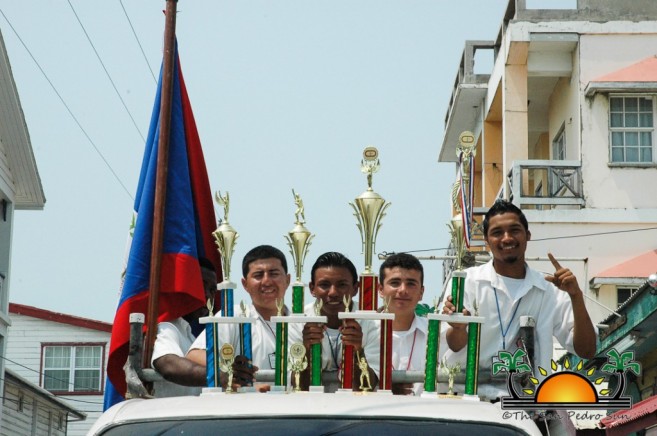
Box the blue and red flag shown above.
[104,43,221,410]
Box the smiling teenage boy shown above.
[290,252,379,392]
[378,253,427,395]
[187,245,291,390]
[442,200,596,400]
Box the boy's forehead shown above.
[247,257,284,272]
[384,266,421,278]
[488,212,523,228]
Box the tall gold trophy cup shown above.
[350,146,390,311]
[284,189,314,314]
[213,191,239,317]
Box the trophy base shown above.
[268,385,288,395]
[462,394,481,401]
[308,386,324,394]
[374,390,393,395]
[201,387,224,395]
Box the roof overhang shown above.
[589,277,648,290]
[0,30,45,209]
[585,81,657,98]
[439,83,487,163]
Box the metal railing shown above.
[497,160,584,209]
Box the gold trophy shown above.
[284,189,314,314]
[289,343,308,392]
[350,146,390,311]
[448,131,477,270]
[213,190,239,316]
[219,343,236,393]
[440,356,462,397]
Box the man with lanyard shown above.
[187,245,291,390]
[290,252,379,392]
[151,258,217,397]
[378,252,427,396]
[442,200,597,400]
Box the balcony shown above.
[497,160,585,209]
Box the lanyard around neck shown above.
[493,288,522,350]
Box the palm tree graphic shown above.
[492,349,532,399]
[600,349,641,399]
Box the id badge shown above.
[268,352,276,369]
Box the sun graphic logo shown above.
[494,348,640,411]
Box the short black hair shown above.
[379,253,424,286]
[482,199,529,236]
[242,245,288,277]
[310,252,358,285]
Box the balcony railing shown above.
[496,160,585,209]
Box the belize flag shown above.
[103,42,221,410]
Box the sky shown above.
[0,0,575,323]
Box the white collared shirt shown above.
[392,315,428,395]
[287,301,381,392]
[151,317,202,397]
[440,260,584,398]
[188,303,283,371]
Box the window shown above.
[609,96,654,163]
[617,287,638,308]
[43,345,103,393]
[552,125,566,160]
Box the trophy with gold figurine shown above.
[200,190,254,391]
[350,146,390,312]
[423,132,484,399]
[213,190,238,317]
[279,190,327,392]
[284,189,314,314]
[339,147,394,392]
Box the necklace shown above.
[326,330,341,369]
[393,330,417,371]
[258,316,276,340]
[493,288,522,350]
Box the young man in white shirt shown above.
[291,252,379,392]
[187,245,291,390]
[442,200,596,400]
[378,252,427,396]
[151,258,217,397]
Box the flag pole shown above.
[143,0,178,369]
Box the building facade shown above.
[439,0,657,324]
[0,25,46,430]
[5,304,111,436]
[439,1,657,431]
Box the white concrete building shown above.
[439,0,657,324]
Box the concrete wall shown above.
[579,34,657,210]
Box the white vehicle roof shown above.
[90,392,542,435]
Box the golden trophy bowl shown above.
[213,190,238,283]
[350,147,390,275]
[285,189,314,284]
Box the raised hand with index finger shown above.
[544,252,582,297]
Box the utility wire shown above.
[387,226,657,255]
[119,0,158,84]
[0,7,134,201]
[66,0,146,142]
